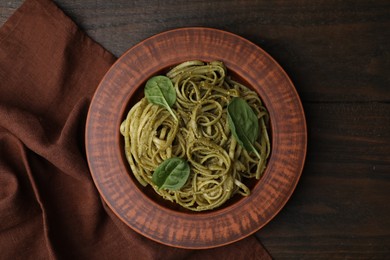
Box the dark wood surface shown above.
[1,0,389,258]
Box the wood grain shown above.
[1,1,388,103]
[56,0,389,103]
[257,102,390,258]
[1,0,389,257]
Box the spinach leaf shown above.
[145,75,178,121]
[152,157,190,190]
[227,97,261,159]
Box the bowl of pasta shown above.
[86,27,307,249]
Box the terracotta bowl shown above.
[86,27,307,249]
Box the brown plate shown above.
[86,27,307,249]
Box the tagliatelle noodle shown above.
[120,61,270,211]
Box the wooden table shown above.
[1,0,389,258]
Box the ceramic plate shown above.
[86,27,306,249]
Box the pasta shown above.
[120,61,270,211]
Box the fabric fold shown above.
[0,0,272,259]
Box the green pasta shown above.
[120,60,271,211]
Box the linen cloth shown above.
[0,0,272,259]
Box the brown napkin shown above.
[0,0,271,259]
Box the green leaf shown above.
[227,97,261,159]
[144,75,178,121]
[152,157,190,191]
